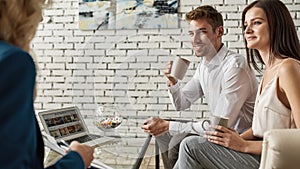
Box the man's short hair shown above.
[185,5,223,31]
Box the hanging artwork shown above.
[79,0,179,30]
[79,0,114,30]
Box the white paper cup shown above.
[170,57,190,80]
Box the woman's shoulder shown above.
[277,58,300,87]
[0,41,26,61]
[278,58,300,76]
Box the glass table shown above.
[44,116,159,169]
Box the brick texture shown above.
[32,0,300,137]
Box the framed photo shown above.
[79,0,179,30]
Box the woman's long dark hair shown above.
[242,0,300,72]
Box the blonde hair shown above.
[0,0,51,51]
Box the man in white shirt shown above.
[141,5,258,169]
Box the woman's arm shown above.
[240,128,254,140]
[278,59,300,128]
[243,140,263,155]
[240,128,262,140]
[205,126,263,155]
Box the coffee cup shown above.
[201,115,229,131]
[170,56,190,80]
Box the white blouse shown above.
[252,62,296,138]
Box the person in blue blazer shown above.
[0,0,94,168]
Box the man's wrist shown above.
[167,79,177,86]
[164,120,170,131]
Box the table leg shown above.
[132,134,152,169]
[155,139,160,169]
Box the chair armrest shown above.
[259,129,300,169]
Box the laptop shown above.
[38,106,116,147]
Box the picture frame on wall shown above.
[79,0,179,30]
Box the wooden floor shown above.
[139,143,165,169]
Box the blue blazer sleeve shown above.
[46,151,84,169]
[0,43,39,169]
[0,42,84,169]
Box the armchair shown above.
[260,129,300,169]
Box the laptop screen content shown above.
[42,109,86,139]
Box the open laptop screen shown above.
[41,108,87,139]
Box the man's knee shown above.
[168,133,199,167]
[156,132,172,153]
[179,135,206,153]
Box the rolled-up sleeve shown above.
[169,120,205,136]
[168,76,203,111]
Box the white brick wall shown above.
[33,0,300,136]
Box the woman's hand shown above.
[69,141,94,168]
[204,125,247,153]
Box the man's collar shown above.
[205,45,228,67]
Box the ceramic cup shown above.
[201,115,229,131]
[170,56,190,80]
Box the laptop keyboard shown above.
[66,134,102,144]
